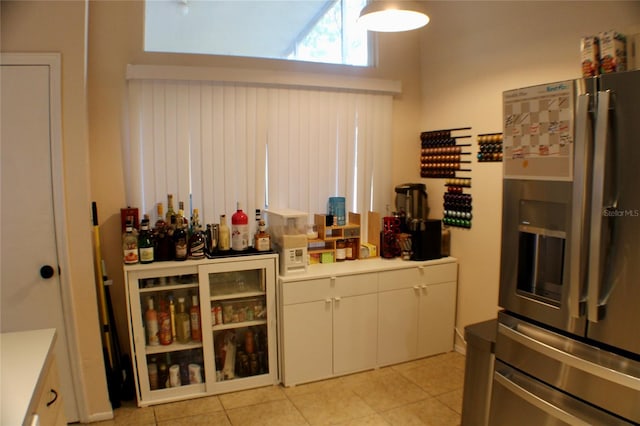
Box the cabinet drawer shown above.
[33,357,65,426]
[379,263,457,292]
[336,273,378,297]
[282,278,332,305]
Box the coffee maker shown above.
[394,183,441,261]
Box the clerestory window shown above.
[144,0,372,67]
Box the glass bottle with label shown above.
[231,202,249,251]
[157,297,172,345]
[175,297,191,344]
[145,297,159,346]
[254,220,271,252]
[138,218,154,264]
[173,210,188,261]
[190,294,202,342]
[165,194,176,224]
[336,239,346,262]
[219,214,231,252]
[123,221,139,264]
[188,208,206,260]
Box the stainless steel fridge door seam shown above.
[490,361,635,426]
[498,322,640,389]
[568,92,592,320]
[588,90,614,323]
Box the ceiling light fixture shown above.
[358,1,429,32]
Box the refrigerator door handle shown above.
[588,90,613,323]
[493,369,592,426]
[499,322,640,390]
[569,93,591,319]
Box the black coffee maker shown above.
[394,183,441,260]
[408,218,442,261]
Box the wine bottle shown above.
[190,294,202,342]
[173,210,188,261]
[138,217,154,264]
[165,194,176,224]
[123,221,139,264]
[188,208,206,259]
[145,297,159,346]
[168,295,177,341]
[175,297,191,344]
[219,214,231,252]
[231,202,249,251]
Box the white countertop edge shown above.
[279,256,457,281]
[1,328,57,426]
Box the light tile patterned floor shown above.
[92,352,464,426]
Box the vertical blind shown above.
[126,75,394,236]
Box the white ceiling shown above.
[145,0,334,58]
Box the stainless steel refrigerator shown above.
[491,70,640,425]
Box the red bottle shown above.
[231,202,249,251]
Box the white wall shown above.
[416,1,640,352]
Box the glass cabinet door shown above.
[199,256,277,392]
[127,266,207,403]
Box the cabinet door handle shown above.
[334,296,341,302]
[421,284,428,290]
[325,298,332,304]
[46,389,58,407]
[413,285,420,290]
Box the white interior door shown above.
[1,59,80,421]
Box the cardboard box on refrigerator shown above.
[599,30,627,73]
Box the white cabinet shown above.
[124,254,277,406]
[279,258,457,386]
[378,263,458,366]
[280,273,378,385]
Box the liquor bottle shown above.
[188,208,206,259]
[175,297,191,344]
[254,220,271,252]
[173,210,188,261]
[168,295,177,341]
[219,214,231,252]
[123,221,139,264]
[157,298,172,345]
[178,201,189,230]
[165,215,177,260]
[190,294,202,342]
[145,297,159,346]
[154,203,167,232]
[138,217,154,264]
[165,194,176,224]
[231,202,249,251]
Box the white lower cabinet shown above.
[279,258,457,386]
[280,273,378,386]
[378,263,458,366]
[124,254,278,406]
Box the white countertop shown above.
[279,256,457,281]
[1,328,57,426]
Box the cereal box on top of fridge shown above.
[581,36,600,77]
[599,31,627,73]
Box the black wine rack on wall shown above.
[420,127,473,229]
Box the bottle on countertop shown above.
[178,201,189,231]
[173,209,188,261]
[123,220,139,264]
[218,214,231,252]
[138,217,154,264]
[188,208,206,260]
[165,194,176,224]
[145,297,159,346]
[254,220,271,252]
[168,295,177,341]
[231,202,249,251]
[190,294,202,342]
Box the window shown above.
[144,0,371,67]
[125,66,397,237]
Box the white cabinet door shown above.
[282,300,333,385]
[333,293,378,375]
[417,281,456,357]
[378,287,419,366]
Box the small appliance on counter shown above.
[263,208,308,275]
[394,183,429,227]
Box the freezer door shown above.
[489,361,635,426]
[494,312,640,424]
[587,70,640,355]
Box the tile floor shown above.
[92,351,465,426]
